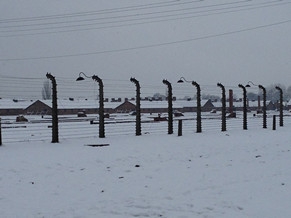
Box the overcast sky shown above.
[0,0,291,99]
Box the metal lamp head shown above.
[177,79,184,83]
[76,72,91,81]
[76,76,85,81]
[246,81,258,88]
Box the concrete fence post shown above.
[273,115,276,130]
[217,83,226,132]
[163,79,173,135]
[178,120,182,136]
[0,118,2,146]
[46,73,59,143]
[130,77,141,136]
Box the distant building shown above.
[0,97,281,116]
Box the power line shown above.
[0,0,181,23]
[0,0,287,37]
[0,0,247,28]
[1,19,290,62]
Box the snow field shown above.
[1,121,291,217]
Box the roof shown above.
[212,100,273,108]
[0,98,33,109]
[0,98,275,111]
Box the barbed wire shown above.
[0,74,283,101]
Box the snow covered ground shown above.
[1,114,291,217]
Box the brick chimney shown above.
[229,89,233,114]
[258,95,261,110]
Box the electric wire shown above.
[0,0,288,37]
[1,18,290,62]
[0,0,252,30]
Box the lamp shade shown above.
[76,76,85,81]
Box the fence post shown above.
[76,73,105,138]
[238,84,248,130]
[130,78,141,136]
[275,86,284,127]
[192,81,202,133]
[273,115,276,130]
[178,120,182,136]
[0,118,2,146]
[92,75,105,138]
[217,83,226,131]
[258,85,267,129]
[46,73,59,143]
[163,79,173,135]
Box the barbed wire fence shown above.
[0,75,289,144]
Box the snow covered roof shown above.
[0,98,33,109]
[27,99,125,110]
[211,100,273,108]
[0,98,275,111]
[32,99,206,109]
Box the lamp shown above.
[76,72,105,138]
[177,76,202,133]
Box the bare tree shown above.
[42,80,52,100]
[286,86,291,101]
[266,84,286,102]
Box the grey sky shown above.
[0,0,291,99]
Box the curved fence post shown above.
[275,86,283,127]
[192,81,202,133]
[259,85,267,129]
[130,77,141,136]
[217,83,226,132]
[238,84,248,130]
[0,118,2,145]
[163,79,173,134]
[92,75,105,138]
[46,73,59,143]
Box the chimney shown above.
[229,89,233,114]
[258,95,261,110]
